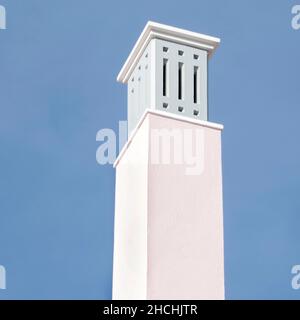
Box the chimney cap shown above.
[117,21,220,84]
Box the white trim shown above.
[117,21,220,84]
[114,109,224,168]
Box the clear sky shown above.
[0,0,300,299]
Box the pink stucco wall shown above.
[147,113,224,299]
[113,110,224,299]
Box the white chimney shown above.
[113,21,224,300]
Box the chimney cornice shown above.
[117,21,220,84]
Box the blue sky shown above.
[0,0,299,299]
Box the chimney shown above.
[113,21,224,300]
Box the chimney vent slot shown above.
[163,59,169,97]
[193,66,199,104]
[178,62,184,100]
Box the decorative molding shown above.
[117,21,220,83]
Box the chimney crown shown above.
[118,21,220,136]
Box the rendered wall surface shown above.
[113,111,224,300]
[112,117,149,300]
[147,113,224,300]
